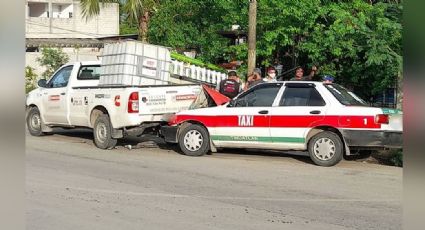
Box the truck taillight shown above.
[128,92,139,113]
[375,114,389,124]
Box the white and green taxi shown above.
[161,82,403,166]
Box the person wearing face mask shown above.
[264,66,277,82]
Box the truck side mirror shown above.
[37,79,47,88]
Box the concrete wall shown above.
[26,1,119,38]
[26,48,102,79]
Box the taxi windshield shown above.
[324,84,367,106]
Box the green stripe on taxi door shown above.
[211,135,305,143]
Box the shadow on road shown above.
[47,128,166,148]
[214,148,316,165]
[43,128,392,166]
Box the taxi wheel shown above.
[178,124,210,157]
[308,131,343,167]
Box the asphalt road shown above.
[26,129,402,230]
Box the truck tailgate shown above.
[138,85,202,115]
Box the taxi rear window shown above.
[324,84,367,106]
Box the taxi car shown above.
[161,82,403,166]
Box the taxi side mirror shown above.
[228,100,236,107]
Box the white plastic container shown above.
[99,41,171,86]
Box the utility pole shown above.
[247,0,257,75]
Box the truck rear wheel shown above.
[26,107,44,136]
[93,114,117,149]
[178,124,209,156]
[308,131,343,167]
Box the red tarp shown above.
[202,84,231,105]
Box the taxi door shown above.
[268,83,329,150]
[211,83,283,149]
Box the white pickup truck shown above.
[26,61,201,149]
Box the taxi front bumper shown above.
[161,125,179,143]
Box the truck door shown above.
[68,65,101,126]
[41,65,73,125]
[268,83,328,150]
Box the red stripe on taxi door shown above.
[174,115,381,129]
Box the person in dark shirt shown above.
[290,67,308,81]
[218,71,241,99]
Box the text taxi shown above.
[161,82,403,166]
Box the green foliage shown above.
[117,1,139,35]
[120,22,139,35]
[390,149,403,167]
[148,0,248,63]
[171,52,226,72]
[36,48,69,79]
[146,0,402,99]
[25,66,38,93]
[251,0,402,98]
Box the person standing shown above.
[322,75,335,83]
[264,66,278,82]
[306,65,320,81]
[218,71,241,99]
[273,58,283,78]
[290,67,307,81]
[244,70,263,91]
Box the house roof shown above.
[26,34,139,48]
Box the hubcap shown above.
[96,122,108,143]
[313,137,336,161]
[30,113,41,131]
[183,130,203,152]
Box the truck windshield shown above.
[324,84,367,106]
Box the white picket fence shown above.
[170,60,227,85]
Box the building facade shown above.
[25,0,120,77]
[26,0,119,38]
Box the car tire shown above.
[178,124,209,157]
[26,107,45,136]
[93,114,118,150]
[308,131,343,167]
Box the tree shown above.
[85,0,402,99]
[148,0,248,65]
[25,66,38,93]
[80,0,160,42]
[36,48,69,79]
[147,0,402,99]
[251,0,402,98]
